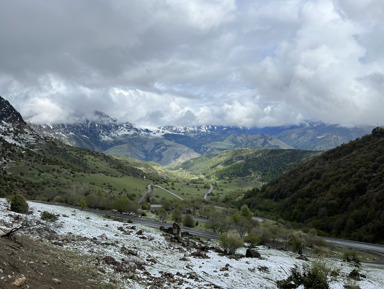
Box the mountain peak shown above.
[0,96,26,126]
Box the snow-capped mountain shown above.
[30,112,293,166]
[31,111,152,151]
[0,96,42,148]
[29,109,376,165]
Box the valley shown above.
[1,95,384,288]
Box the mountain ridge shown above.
[242,127,384,243]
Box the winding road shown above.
[30,201,384,255]
[154,185,184,201]
[203,184,214,200]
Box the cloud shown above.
[1,0,384,127]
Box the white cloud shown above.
[1,0,384,127]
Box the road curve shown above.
[138,184,152,203]
[324,237,384,254]
[203,184,214,200]
[154,185,183,201]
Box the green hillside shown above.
[242,127,384,243]
[170,148,318,184]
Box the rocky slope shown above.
[1,199,383,289]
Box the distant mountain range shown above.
[30,112,293,166]
[29,111,374,166]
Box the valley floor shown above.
[1,199,383,288]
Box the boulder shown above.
[349,269,366,281]
[246,249,261,258]
[172,222,181,238]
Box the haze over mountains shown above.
[29,110,373,166]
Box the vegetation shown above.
[41,211,59,222]
[182,214,195,228]
[243,128,384,243]
[219,230,244,255]
[8,194,29,214]
[111,197,138,215]
[277,261,333,289]
[170,148,318,183]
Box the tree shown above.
[172,208,182,223]
[183,214,195,228]
[112,197,138,215]
[241,205,253,220]
[158,209,168,222]
[78,198,87,209]
[8,194,29,214]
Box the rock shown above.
[191,250,208,259]
[296,255,309,261]
[99,234,108,241]
[120,246,137,256]
[11,276,26,287]
[246,249,261,258]
[136,230,143,235]
[123,255,146,266]
[0,229,4,236]
[349,269,365,281]
[220,264,230,271]
[115,262,136,274]
[103,256,118,265]
[172,222,181,238]
[52,278,62,284]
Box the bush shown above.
[171,208,182,223]
[219,230,244,255]
[8,194,29,214]
[286,231,307,254]
[277,261,331,289]
[158,209,168,222]
[342,249,361,265]
[41,211,58,222]
[112,197,138,215]
[182,214,195,228]
[244,233,261,247]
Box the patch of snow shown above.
[0,199,383,289]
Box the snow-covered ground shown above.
[1,199,383,289]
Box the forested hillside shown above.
[171,148,318,184]
[243,127,384,243]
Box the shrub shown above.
[277,261,331,289]
[342,249,361,265]
[41,211,58,222]
[286,231,307,254]
[158,209,168,222]
[244,233,261,247]
[171,208,182,223]
[219,230,244,255]
[112,197,138,215]
[182,214,195,228]
[8,194,29,214]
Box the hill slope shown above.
[0,96,167,204]
[243,127,384,243]
[171,148,318,184]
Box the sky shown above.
[1,0,384,128]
